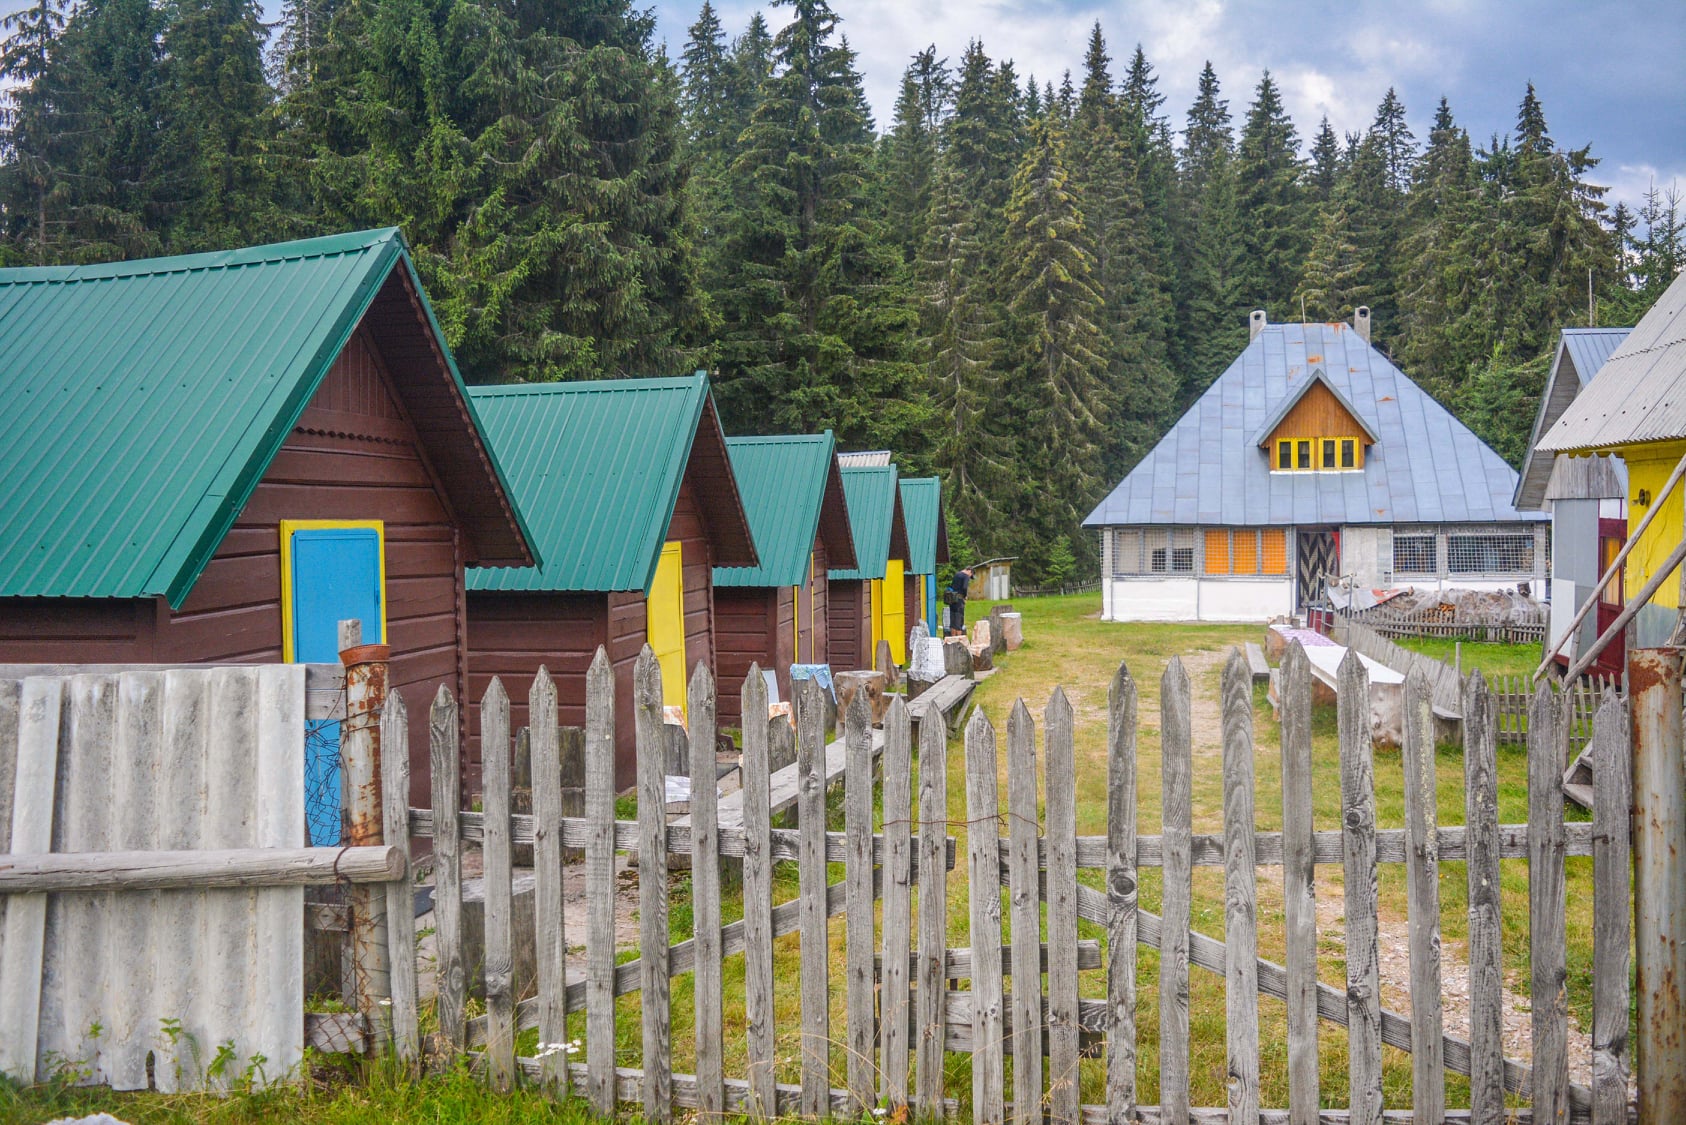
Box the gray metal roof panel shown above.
[1515,328,1632,509]
[1083,322,1542,528]
[1537,273,1686,453]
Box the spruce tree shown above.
[1308,116,1340,203]
[1175,61,1244,396]
[0,0,69,260]
[879,46,948,263]
[1234,70,1307,318]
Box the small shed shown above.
[898,477,949,633]
[0,229,538,813]
[1515,327,1631,673]
[1535,269,1686,649]
[827,464,910,670]
[464,374,757,785]
[974,558,1016,601]
[713,433,857,726]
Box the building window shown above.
[1394,534,1437,574]
[1341,439,1355,468]
[1448,532,1534,575]
[1204,529,1231,574]
[1277,440,1292,470]
[1322,439,1337,468]
[1260,529,1288,574]
[1113,528,1195,575]
[1296,440,1311,469]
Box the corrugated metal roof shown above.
[829,465,909,580]
[0,228,538,604]
[715,432,844,588]
[836,450,892,467]
[1083,322,1543,528]
[467,374,743,593]
[898,477,948,575]
[1536,271,1686,453]
[1515,327,1632,509]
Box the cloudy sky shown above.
[650,0,1684,211]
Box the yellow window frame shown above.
[646,541,688,714]
[278,519,387,664]
[1276,439,1293,470]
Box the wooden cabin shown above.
[0,230,538,828]
[713,433,857,728]
[898,477,949,636]
[827,464,911,671]
[464,374,757,786]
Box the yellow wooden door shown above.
[884,559,906,664]
[869,577,884,660]
[646,541,687,713]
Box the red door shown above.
[1593,518,1626,677]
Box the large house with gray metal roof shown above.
[1083,309,1547,622]
[1516,327,1632,675]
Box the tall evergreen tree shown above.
[680,2,734,152]
[1175,61,1244,395]
[1234,70,1306,318]
[878,46,948,262]
[0,0,69,259]
[1308,116,1340,203]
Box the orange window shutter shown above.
[1260,529,1288,575]
[1203,529,1230,574]
[1233,530,1259,574]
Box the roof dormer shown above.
[1256,367,1380,472]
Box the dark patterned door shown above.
[1297,529,1338,609]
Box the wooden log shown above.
[1590,694,1632,1125]
[1221,650,1260,1124]
[1045,687,1079,1125]
[0,845,404,892]
[1007,700,1043,1125]
[1106,663,1139,1124]
[481,678,516,1093]
[915,708,950,1115]
[880,695,913,1109]
[634,648,671,1123]
[740,666,775,1117]
[1462,672,1504,1123]
[1401,667,1444,1123]
[530,669,567,1092]
[966,708,1005,1125]
[1338,652,1382,1125]
[430,686,466,1052]
[688,664,723,1116]
[1529,683,1569,1125]
[585,648,617,1116]
[1159,657,1193,1125]
[1278,643,1317,1125]
[797,676,830,1117]
[0,677,59,1083]
[845,687,876,1112]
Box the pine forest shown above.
[2,0,1682,584]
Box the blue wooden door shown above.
[285,523,385,845]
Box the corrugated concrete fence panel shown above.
[1,666,305,1091]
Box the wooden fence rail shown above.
[359,638,1630,1124]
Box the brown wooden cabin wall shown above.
[713,585,799,730]
[827,578,868,672]
[799,541,830,668]
[0,324,470,813]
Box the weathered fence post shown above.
[844,687,876,1112]
[1279,642,1318,1125]
[689,663,724,1116]
[740,666,776,1117]
[1463,671,1504,1122]
[530,668,567,1094]
[339,620,391,1048]
[1105,663,1138,1124]
[634,647,671,1122]
[1044,686,1078,1125]
[1629,647,1686,1122]
[1401,666,1445,1124]
[1220,650,1259,1124]
[1590,691,1632,1125]
[914,708,949,1117]
[378,690,418,1063]
[1529,682,1569,1124]
[965,707,1004,1125]
[480,677,515,1093]
[1006,700,1042,1125]
[1337,651,1383,1125]
[430,686,466,1052]
[880,694,913,1110]
[796,675,830,1117]
[584,648,617,1116]
[1159,657,1193,1125]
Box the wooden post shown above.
[1279,642,1318,1125]
[429,686,466,1051]
[530,668,567,1093]
[1159,658,1193,1125]
[740,666,776,1117]
[1221,650,1259,1124]
[965,707,1004,1125]
[914,708,949,1116]
[1105,663,1138,1124]
[1590,692,1632,1125]
[1006,700,1042,1125]
[1337,651,1382,1125]
[1628,647,1686,1122]
[481,678,515,1093]
[1401,666,1445,1124]
[689,663,723,1116]
[1044,687,1078,1125]
[584,648,617,1116]
[635,647,671,1122]
[844,687,875,1112]
[1462,671,1504,1122]
[1529,682,1569,1124]
[338,620,391,1050]
[880,695,913,1109]
[378,690,418,1063]
[796,676,829,1117]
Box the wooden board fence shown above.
[368,639,1629,1124]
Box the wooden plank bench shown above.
[1243,643,1270,684]
[673,726,886,834]
[905,675,974,731]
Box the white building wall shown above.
[1106,577,1294,622]
[1340,526,1387,588]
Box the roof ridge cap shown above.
[0,228,401,287]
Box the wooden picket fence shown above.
[1489,672,1623,759]
[365,641,1631,1124]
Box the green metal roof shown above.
[467,375,756,594]
[715,433,856,588]
[829,464,909,582]
[0,228,536,606]
[898,477,949,575]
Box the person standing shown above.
[945,566,973,637]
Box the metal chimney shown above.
[1353,306,1372,342]
[1249,310,1267,341]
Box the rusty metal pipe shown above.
[340,623,393,1052]
[1627,647,1686,1120]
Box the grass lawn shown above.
[1391,634,1544,679]
[5,594,1594,1121]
